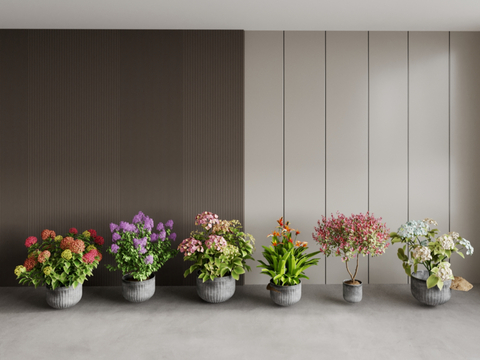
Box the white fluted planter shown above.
[196,273,235,303]
[45,284,82,309]
[122,274,156,303]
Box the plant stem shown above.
[352,256,359,281]
[346,260,354,282]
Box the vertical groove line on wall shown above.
[324,31,327,284]
[367,31,370,285]
[407,31,410,284]
[283,31,285,221]
[446,30,451,271]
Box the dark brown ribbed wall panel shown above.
[118,31,184,286]
[0,31,29,286]
[27,30,121,286]
[0,30,244,286]
[182,31,245,284]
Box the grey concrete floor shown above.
[0,284,479,360]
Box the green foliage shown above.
[180,215,255,282]
[15,230,103,290]
[257,218,320,286]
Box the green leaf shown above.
[457,251,465,259]
[426,275,439,289]
[397,248,408,261]
[233,266,245,275]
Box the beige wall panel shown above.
[409,32,449,235]
[284,31,325,284]
[244,31,284,284]
[369,32,408,284]
[326,32,369,284]
[450,32,480,282]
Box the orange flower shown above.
[302,242,308,248]
[295,240,302,247]
[284,225,292,232]
[277,217,283,226]
[267,231,281,238]
[288,239,293,244]
[296,230,300,235]
[272,240,278,246]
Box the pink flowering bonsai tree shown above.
[313,212,390,284]
[178,211,255,282]
[15,228,104,289]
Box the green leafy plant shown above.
[179,211,255,282]
[106,211,178,281]
[390,218,474,290]
[14,228,104,290]
[258,217,320,286]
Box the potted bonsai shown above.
[258,217,321,306]
[313,212,390,303]
[390,218,474,306]
[178,211,255,303]
[107,211,178,302]
[14,227,104,309]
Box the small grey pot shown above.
[196,273,236,303]
[411,270,451,306]
[122,274,156,303]
[268,280,302,306]
[46,283,83,309]
[343,279,363,303]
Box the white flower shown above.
[412,246,432,262]
[423,218,438,227]
[448,231,460,240]
[436,262,454,282]
[438,234,455,250]
[459,238,474,256]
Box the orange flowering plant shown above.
[14,228,103,290]
[257,218,321,286]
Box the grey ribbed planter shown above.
[411,270,451,306]
[122,274,156,303]
[196,273,235,303]
[343,279,363,303]
[268,280,302,306]
[45,284,82,309]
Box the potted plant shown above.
[258,217,321,306]
[390,218,474,306]
[14,227,104,309]
[107,211,178,303]
[178,211,255,303]
[313,212,390,303]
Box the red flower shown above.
[25,236,37,248]
[288,239,293,244]
[296,230,300,235]
[41,229,51,241]
[93,236,104,246]
[69,228,78,235]
[24,257,37,271]
[49,230,56,239]
[88,229,97,237]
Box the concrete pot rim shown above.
[196,271,234,283]
[343,279,363,286]
[122,274,155,283]
[46,283,82,291]
[268,279,302,289]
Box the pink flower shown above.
[25,236,37,248]
[82,250,97,264]
[37,250,51,263]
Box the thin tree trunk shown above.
[346,260,354,281]
[352,256,359,283]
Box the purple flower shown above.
[111,244,119,254]
[169,232,177,241]
[159,229,166,241]
[144,216,154,232]
[110,223,118,233]
[156,222,164,232]
[132,214,142,224]
[144,255,153,265]
[133,237,148,249]
[165,220,174,229]
[138,246,147,254]
[151,233,159,242]
[119,221,129,231]
[112,233,121,242]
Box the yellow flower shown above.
[54,235,63,241]
[82,231,91,238]
[43,266,53,276]
[61,249,72,260]
[14,265,26,276]
[86,245,96,252]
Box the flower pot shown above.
[122,274,156,303]
[267,280,302,306]
[411,270,451,306]
[45,284,82,309]
[343,279,362,303]
[196,273,235,303]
